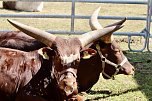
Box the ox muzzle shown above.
[96,44,134,79]
[54,68,78,96]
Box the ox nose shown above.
[132,67,135,71]
[129,66,135,75]
[64,81,76,96]
[64,85,74,96]
[132,67,135,74]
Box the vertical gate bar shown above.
[146,0,151,33]
[70,0,76,35]
[121,0,149,52]
[128,35,147,52]
[147,0,152,51]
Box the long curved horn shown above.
[90,7,126,30]
[79,25,123,47]
[89,7,126,43]
[89,7,103,30]
[7,19,56,47]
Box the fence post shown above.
[147,0,152,51]
[70,0,76,35]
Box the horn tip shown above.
[96,6,101,12]
[7,19,13,22]
[7,19,16,25]
[123,17,127,22]
[7,19,11,23]
[97,6,101,10]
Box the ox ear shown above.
[38,47,55,60]
[80,48,97,59]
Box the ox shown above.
[3,1,43,12]
[0,18,122,101]
[77,7,135,92]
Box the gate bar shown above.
[0,14,148,21]
[71,0,75,34]
[19,0,148,4]
[147,0,152,52]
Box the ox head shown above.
[7,19,122,98]
[90,7,135,79]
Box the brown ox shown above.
[0,18,122,101]
[77,7,135,92]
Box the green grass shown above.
[0,1,152,101]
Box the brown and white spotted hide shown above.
[0,47,41,99]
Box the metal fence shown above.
[0,0,152,52]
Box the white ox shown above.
[3,1,43,12]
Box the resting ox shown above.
[78,7,135,92]
[0,17,122,100]
[3,1,43,12]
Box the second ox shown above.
[0,18,122,100]
[78,7,135,92]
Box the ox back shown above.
[0,31,46,51]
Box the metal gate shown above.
[0,0,152,52]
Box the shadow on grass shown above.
[131,52,152,101]
[86,51,152,101]
[86,87,141,101]
[124,51,152,100]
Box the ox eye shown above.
[77,58,80,61]
[105,54,108,58]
